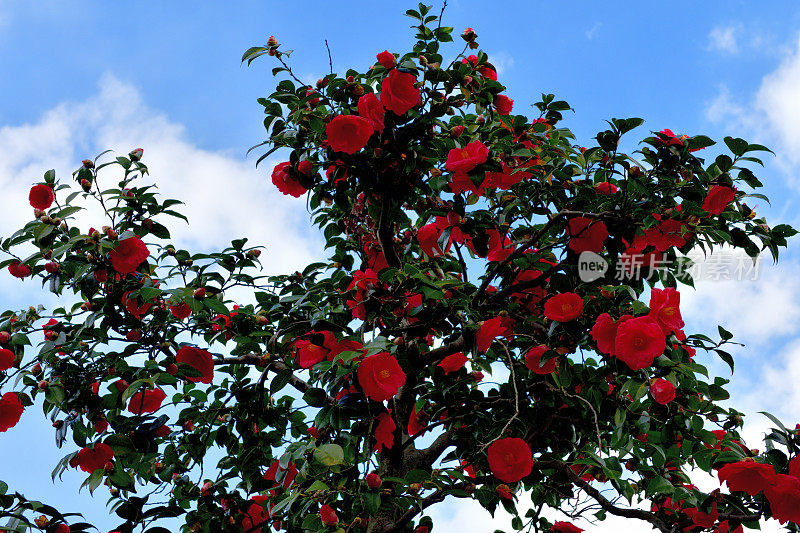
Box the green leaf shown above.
[724,136,748,157]
[313,444,345,467]
[204,298,229,315]
[363,492,381,516]
[303,387,328,407]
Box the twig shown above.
[324,39,333,74]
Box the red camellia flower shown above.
[718,461,777,496]
[320,504,339,526]
[0,348,14,371]
[373,409,396,452]
[357,92,386,134]
[293,337,328,369]
[567,217,609,253]
[109,236,149,275]
[29,184,55,210]
[595,181,618,194]
[764,474,800,524]
[591,313,628,355]
[93,417,108,433]
[461,55,498,80]
[476,315,511,353]
[657,128,686,146]
[271,161,308,198]
[358,352,406,401]
[76,442,114,473]
[7,261,31,279]
[494,94,514,115]
[127,387,167,414]
[702,185,736,215]
[483,162,533,191]
[169,301,192,320]
[380,69,421,115]
[485,229,517,261]
[650,378,676,404]
[614,316,666,370]
[544,293,584,322]
[376,50,396,69]
[0,392,24,432]
[551,522,584,533]
[408,406,427,437]
[417,221,450,257]
[524,345,557,374]
[241,498,270,533]
[496,484,514,500]
[635,217,691,252]
[648,287,684,335]
[438,352,468,374]
[264,459,298,489]
[54,525,70,533]
[326,114,374,154]
[176,345,214,384]
[789,455,800,480]
[687,503,718,529]
[121,291,152,319]
[445,141,489,176]
[366,472,382,488]
[487,437,534,482]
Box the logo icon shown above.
[578,251,608,282]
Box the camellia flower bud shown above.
[461,27,477,42]
[193,287,206,299]
[366,472,382,489]
[267,35,278,48]
[450,125,465,138]
[82,159,94,169]
[0,331,9,344]
[129,148,144,161]
[81,179,92,192]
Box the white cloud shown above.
[707,32,800,180]
[756,35,800,162]
[744,340,800,422]
[586,22,602,41]
[489,51,514,77]
[0,74,323,289]
[708,25,739,54]
[679,248,800,346]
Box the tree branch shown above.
[214,354,334,403]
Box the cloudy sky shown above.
[2,1,800,531]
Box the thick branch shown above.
[214,354,334,403]
[543,459,672,532]
[421,335,466,365]
[377,193,402,268]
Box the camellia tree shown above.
[3,4,800,533]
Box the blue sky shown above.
[2,1,800,531]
